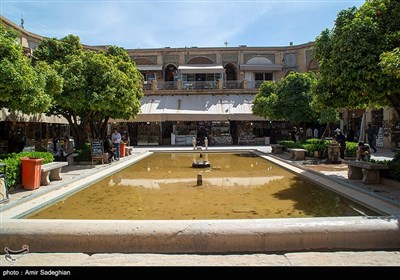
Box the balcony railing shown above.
[182,81,218,90]
[223,81,243,89]
[142,79,265,94]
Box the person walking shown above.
[366,124,377,153]
[111,128,122,161]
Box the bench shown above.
[343,161,389,184]
[41,162,68,186]
[270,144,284,154]
[66,153,78,165]
[92,155,104,165]
[288,148,308,160]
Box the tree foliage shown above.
[253,72,318,125]
[313,0,400,116]
[380,47,400,79]
[35,35,143,147]
[252,81,277,119]
[0,25,62,113]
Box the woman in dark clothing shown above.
[104,137,115,163]
[334,129,346,159]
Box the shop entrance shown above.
[137,122,160,145]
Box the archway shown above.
[164,64,177,82]
[224,63,237,81]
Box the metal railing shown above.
[142,79,264,92]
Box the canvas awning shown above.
[178,64,225,74]
[137,65,163,71]
[112,95,267,122]
[0,108,69,124]
[240,64,282,71]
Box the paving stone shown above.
[285,251,400,266]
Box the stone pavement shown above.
[272,147,400,206]
[1,251,400,266]
[1,145,399,266]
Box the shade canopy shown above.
[0,108,69,124]
[112,95,267,122]
[137,65,163,71]
[178,64,225,74]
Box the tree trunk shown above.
[386,94,400,119]
[99,117,109,139]
[321,123,330,139]
[62,114,86,148]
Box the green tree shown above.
[0,25,62,113]
[35,36,143,147]
[253,72,318,125]
[380,48,400,79]
[252,81,278,119]
[313,0,400,116]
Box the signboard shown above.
[376,127,384,148]
[91,140,104,157]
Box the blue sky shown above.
[1,0,365,49]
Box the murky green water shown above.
[27,153,377,220]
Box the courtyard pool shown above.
[26,152,377,219]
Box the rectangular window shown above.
[186,74,195,81]
[255,73,264,81]
[255,72,273,81]
[206,73,215,81]
[265,73,273,81]
[146,73,155,81]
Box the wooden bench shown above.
[288,148,308,160]
[270,144,284,154]
[41,162,68,186]
[343,161,389,184]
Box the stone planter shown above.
[314,151,322,158]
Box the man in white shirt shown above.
[111,128,122,161]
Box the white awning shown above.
[178,64,225,74]
[112,95,267,122]
[0,108,69,124]
[137,65,163,71]
[240,64,282,71]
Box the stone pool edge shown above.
[1,148,399,253]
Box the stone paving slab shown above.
[285,251,400,266]
[1,251,399,266]
[0,253,90,267]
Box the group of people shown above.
[291,127,319,142]
[104,128,130,163]
[334,124,378,162]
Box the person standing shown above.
[313,127,319,139]
[306,127,313,139]
[334,129,346,160]
[111,128,122,161]
[290,127,297,142]
[366,124,377,153]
